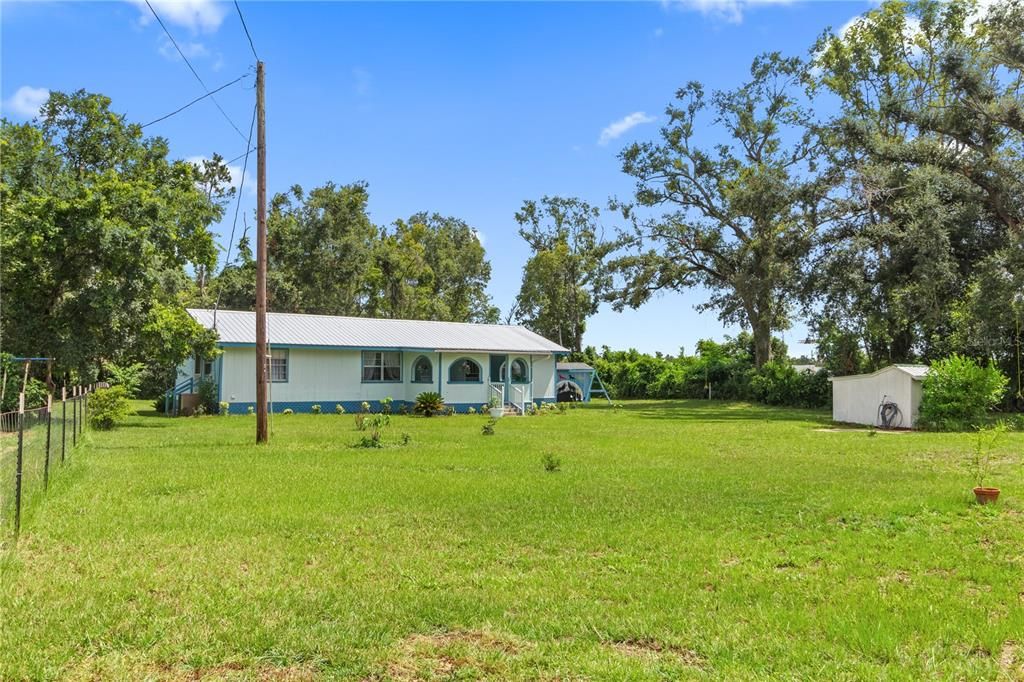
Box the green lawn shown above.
[2,401,1023,680]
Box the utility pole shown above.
[255,60,269,443]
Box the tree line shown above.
[1,0,1021,408]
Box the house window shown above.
[510,358,529,383]
[362,351,401,382]
[412,356,433,383]
[449,358,482,383]
[270,348,289,382]
[195,356,212,376]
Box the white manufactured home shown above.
[829,364,929,428]
[174,309,567,414]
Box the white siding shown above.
[217,347,558,410]
[531,356,556,400]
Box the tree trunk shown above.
[752,314,773,368]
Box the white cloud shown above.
[158,36,209,61]
[653,27,665,38]
[661,0,794,24]
[4,86,49,119]
[130,0,227,33]
[598,112,655,146]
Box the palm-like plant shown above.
[414,391,446,417]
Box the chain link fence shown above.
[0,388,89,547]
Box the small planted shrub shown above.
[397,403,410,416]
[381,396,393,415]
[969,421,1008,503]
[88,386,131,430]
[400,432,411,445]
[541,452,561,473]
[311,404,322,414]
[193,404,206,417]
[467,406,477,415]
[218,401,230,415]
[335,404,345,415]
[356,431,383,448]
[354,413,367,431]
[414,391,445,417]
[247,405,255,416]
[481,418,497,436]
[282,408,294,415]
[196,377,219,414]
[360,401,371,414]
[920,355,1009,430]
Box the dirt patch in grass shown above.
[1000,641,1023,678]
[609,638,706,669]
[369,630,527,681]
[63,658,317,681]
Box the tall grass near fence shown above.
[0,389,89,548]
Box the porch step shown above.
[502,403,522,416]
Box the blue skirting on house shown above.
[222,398,557,415]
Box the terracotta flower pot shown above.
[973,487,1000,505]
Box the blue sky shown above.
[2,0,871,357]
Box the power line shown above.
[144,0,249,142]
[213,103,258,329]
[226,147,257,166]
[141,73,250,128]
[234,0,259,61]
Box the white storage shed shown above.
[829,365,929,428]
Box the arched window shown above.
[412,356,433,383]
[449,358,482,383]
[500,358,530,383]
[510,358,528,383]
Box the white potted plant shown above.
[488,395,504,419]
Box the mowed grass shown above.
[2,401,1024,681]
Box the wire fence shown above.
[0,388,90,548]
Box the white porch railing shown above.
[511,385,526,415]
[488,382,504,409]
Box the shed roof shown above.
[188,309,568,354]
[556,362,595,372]
[829,364,930,382]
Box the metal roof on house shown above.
[187,309,568,354]
[829,364,930,382]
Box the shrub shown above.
[218,401,230,415]
[397,403,410,416]
[919,355,1009,430]
[481,418,497,436]
[414,391,445,417]
[247,405,254,416]
[104,361,146,398]
[356,432,383,448]
[354,413,367,431]
[541,452,561,473]
[88,386,131,430]
[196,377,219,414]
[335,404,345,415]
[360,401,371,413]
[282,408,294,415]
[193,404,206,417]
[400,432,411,445]
[311,404,322,414]
[467,406,476,415]
[380,396,393,415]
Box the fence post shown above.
[14,393,25,539]
[83,385,88,431]
[72,386,77,448]
[61,386,67,464]
[44,393,52,490]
